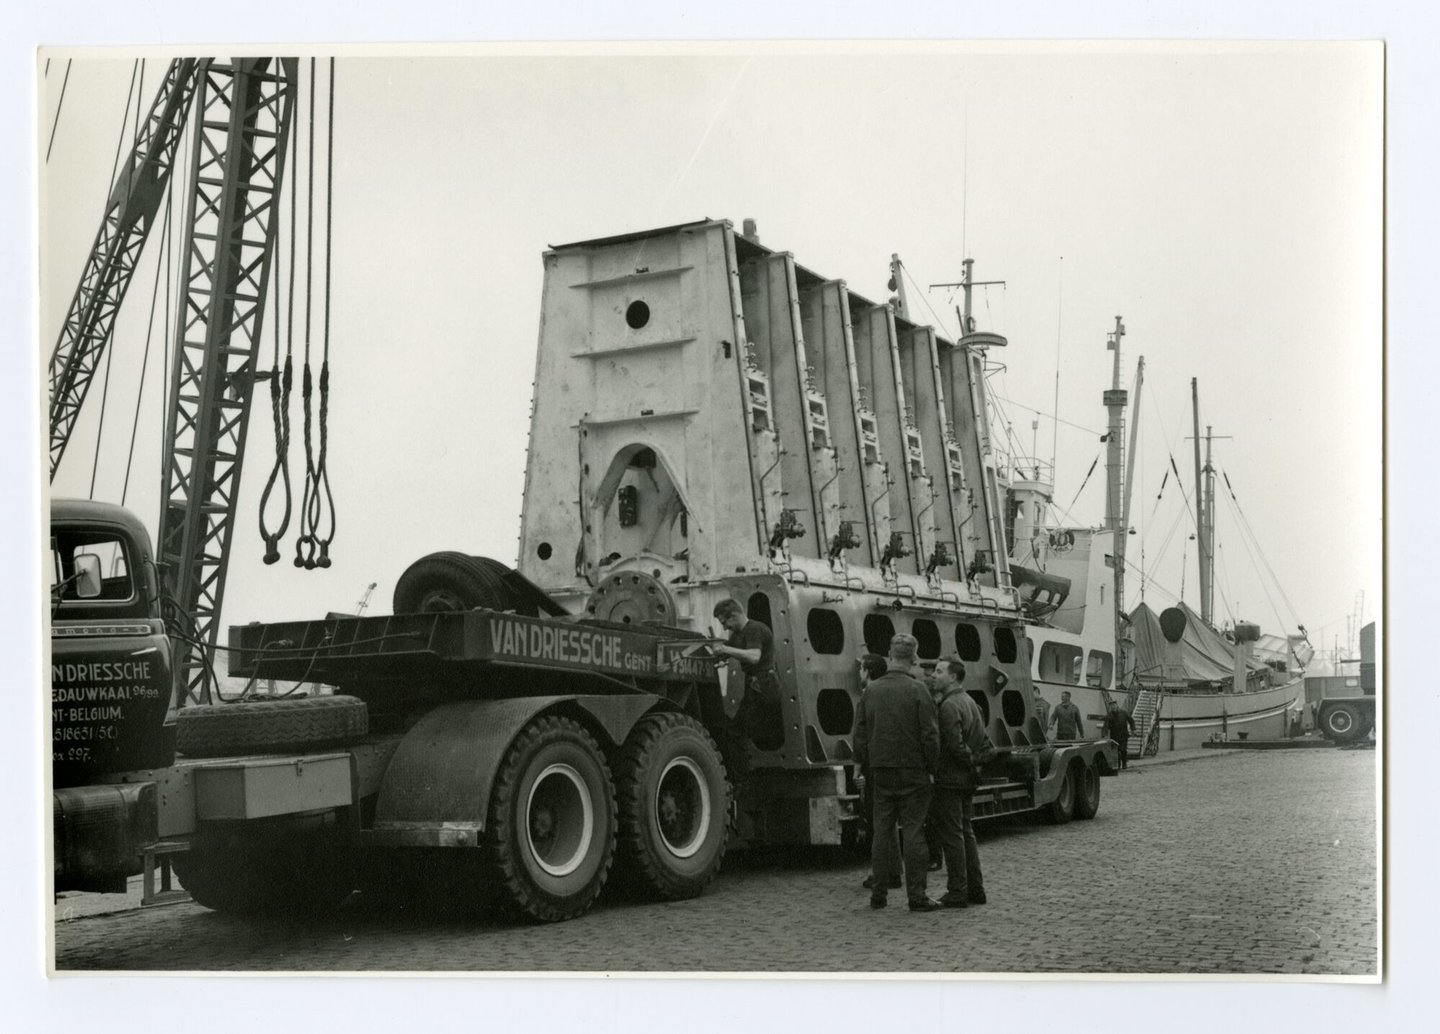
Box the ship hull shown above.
[1037,677,1305,753]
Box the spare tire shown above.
[393,551,508,614]
[176,695,367,758]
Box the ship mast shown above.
[1104,318,1127,530]
[1119,354,1143,685]
[1103,319,1128,688]
[1191,379,1219,625]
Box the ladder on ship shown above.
[1128,687,1164,758]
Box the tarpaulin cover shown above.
[1254,632,1314,670]
[1129,601,1268,687]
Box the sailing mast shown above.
[1190,379,1213,625]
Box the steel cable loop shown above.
[295,59,320,570]
[313,58,338,569]
[258,202,293,563]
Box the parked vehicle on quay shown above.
[1305,622,1377,744]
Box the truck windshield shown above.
[51,530,134,604]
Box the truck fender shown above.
[373,694,662,830]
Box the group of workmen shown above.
[709,598,1137,913]
[852,633,988,911]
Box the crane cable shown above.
[313,58,338,569]
[87,60,142,498]
[44,59,73,164]
[258,94,299,564]
[121,177,171,505]
[296,59,321,569]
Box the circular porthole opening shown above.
[537,542,553,560]
[626,300,651,329]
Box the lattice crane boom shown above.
[158,57,298,704]
[48,56,301,706]
[47,58,201,480]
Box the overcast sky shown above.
[39,44,1381,664]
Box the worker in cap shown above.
[853,633,943,912]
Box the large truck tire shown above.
[614,712,730,900]
[486,715,617,923]
[1320,702,1365,744]
[393,551,508,614]
[172,822,355,916]
[1043,763,1076,824]
[176,695,367,758]
[1073,761,1101,820]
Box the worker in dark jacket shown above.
[1104,701,1137,769]
[858,654,901,892]
[931,657,988,907]
[853,633,943,912]
[712,599,783,778]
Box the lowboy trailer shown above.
[54,219,1121,923]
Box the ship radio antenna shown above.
[961,97,969,261]
[1051,256,1063,472]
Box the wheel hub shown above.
[525,763,594,877]
[655,757,710,859]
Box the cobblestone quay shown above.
[53,746,1377,975]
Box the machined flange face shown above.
[585,569,677,625]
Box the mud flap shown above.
[373,694,660,832]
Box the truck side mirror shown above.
[72,553,103,599]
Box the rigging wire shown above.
[87,61,142,497]
[1212,542,1237,629]
[296,60,320,569]
[1119,553,1182,608]
[258,85,298,565]
[1221,467,1303,628]
[121,186,172,505]
[44,59,73,164]
[987,393,1104,438]
[313,57,338,569]
[1219,469,1298,635]
[1060,454,1100,518]
[901,261,957,340]
[1051,256,1062,472]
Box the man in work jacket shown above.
[853,633,943,912]
[858,653,902,892]
[1049,689,1086,741]
[931,657,989,907]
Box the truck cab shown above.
[51,499,175,891]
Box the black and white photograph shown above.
[10,4,1435,1029]
[35,39,1383,976]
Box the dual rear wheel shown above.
[1045,760,1101,823]
[485,711,730,922]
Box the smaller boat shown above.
[998,331,1310,754]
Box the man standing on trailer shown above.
[931,657,988,907]
[712,599,783,775]
[854,633,943,912]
